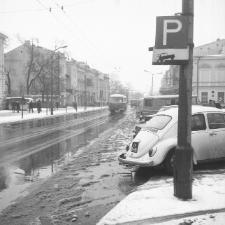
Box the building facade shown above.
[4,41,110,108]
[159,39,225,106]
[0,32,7,110]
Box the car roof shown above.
[158,105,223,117]
[110,94,127,98]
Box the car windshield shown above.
[145,115,171,130]
[157,107,168,113]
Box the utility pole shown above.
[50,59,53,115]
[58,52,60,103]
[174,0,194,199]
[84,69,87,110]
[151,73,154,95]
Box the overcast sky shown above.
[1,0,225,93]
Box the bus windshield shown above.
[109,97,126,103]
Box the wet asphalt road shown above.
[0,107,225,225]
[0,107,158,224]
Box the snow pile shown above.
[97,174,225,225]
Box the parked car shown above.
[135,105,179,138]
[119,106,225,174]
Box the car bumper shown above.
[118,153,154,167]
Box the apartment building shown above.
[0,32,7,110]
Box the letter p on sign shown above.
[155,16,188,49]
[163,20,182,45]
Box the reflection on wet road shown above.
[0,110,146,214]
[1,108,225,221]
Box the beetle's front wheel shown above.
[164,149,175,175]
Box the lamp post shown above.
[144,70,162,95]
[84,73,87,110]
[50,45,67,115]
[21,93,24,119]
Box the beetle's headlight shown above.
[126,144,130,151]
[149,146,157,157]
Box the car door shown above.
[207,113,225,159]
[191,113,211,161]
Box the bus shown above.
[4,97,33,111]
[136,95,201,118]
[108,94,127,113]
[130,99,138,107]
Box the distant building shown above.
[0,32,7,110]
[159,39,225,106]
[4,41,109,107]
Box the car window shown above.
[145,115,171,130]
[207,113,225,129]
[191,114,206,131]
[145,99,153,107]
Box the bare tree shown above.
[4,53,16,95]
[23,41,67,96]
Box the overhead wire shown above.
[51,0,115,69]
[0,0,96,14]
[36,0,114,71]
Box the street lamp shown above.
[50,45,67,115]
[144,70,163,95]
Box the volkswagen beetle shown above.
[118,106,225,174]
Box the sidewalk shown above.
[0,106,103,125]
[97,173,225,225]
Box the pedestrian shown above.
[29,101,34,113]
[37,100,42,113]
[53,101,56,111]
[214,101,222,109]
[73,101,77,111]
[56,101,59,110]
[208,100,215,107]
[16,101,20,113]
[11,100,16,113]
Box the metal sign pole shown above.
[174,0,194,200]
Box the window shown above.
[218,92,224,103]
[145,99,153,107]
[201,92,208,104]
[145,115,171,130]
[207,113,225,129]
[200,69,210,82]
[216,68,225,82]
[191,114,206,131]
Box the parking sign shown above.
[152,16,189,65]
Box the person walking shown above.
[37,100,42,113]
[16,101,20,113]
[73,101,77,111]
[29,101,34,113]
[56,101,59,110]
[11,100,16,113]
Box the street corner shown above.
[158,212,225,225]
[97,173,225,225]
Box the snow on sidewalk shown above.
[0,106,101,124]
[97,174,225,225]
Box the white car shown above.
[119,106,225,174]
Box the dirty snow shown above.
[97,174,225,225]
[0,106,100,124]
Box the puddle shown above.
[0,113,125,213]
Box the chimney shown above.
[24,40,30,45]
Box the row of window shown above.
[200,68,225,82]
[165,68,225,84]
[202,92,224,103]
[192,113,225,131]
